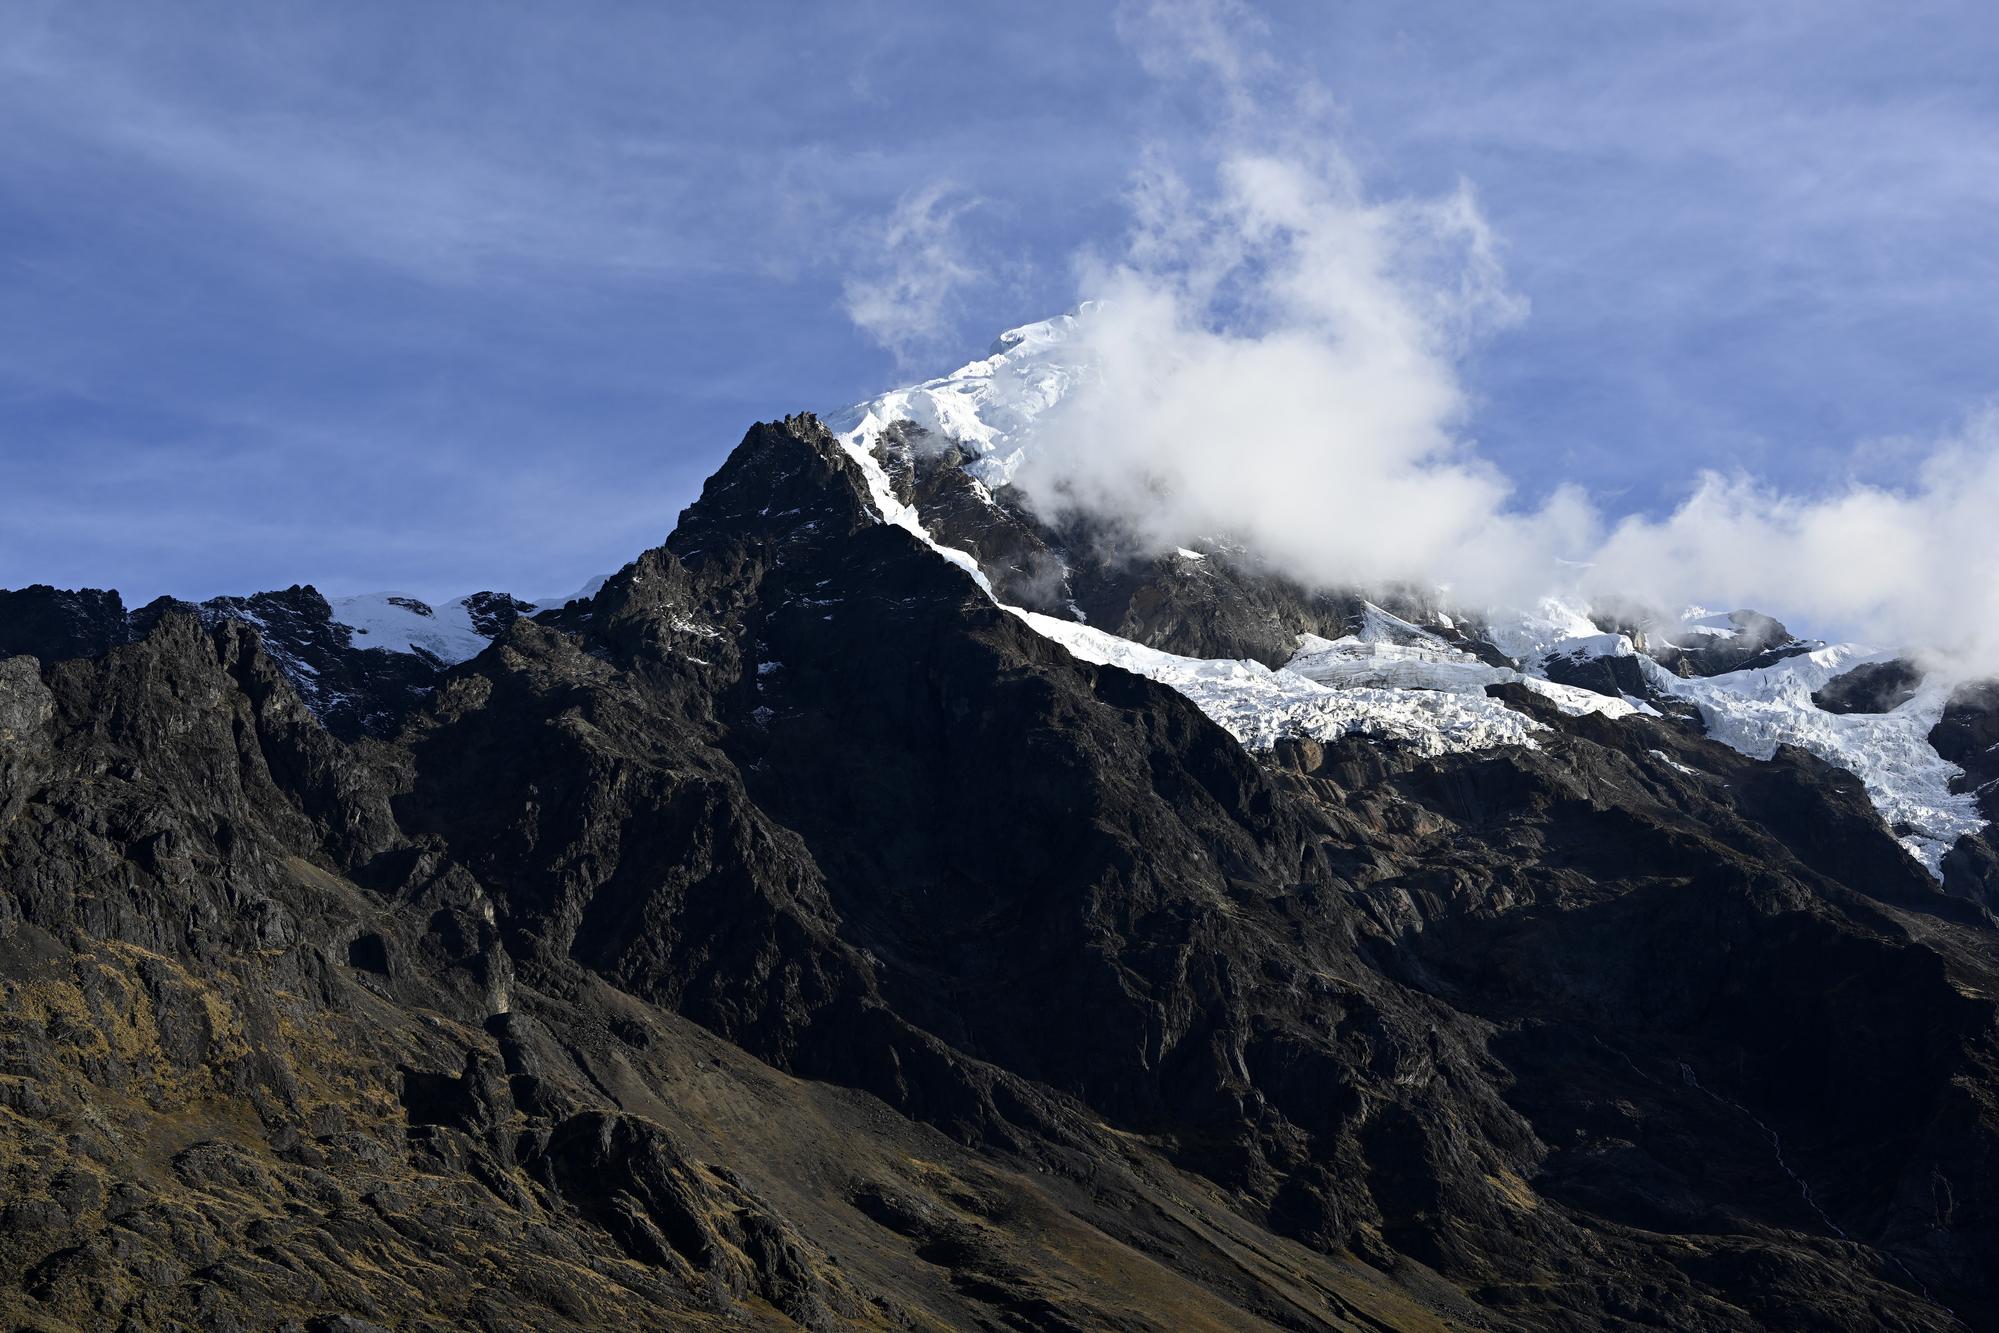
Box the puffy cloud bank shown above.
[1007,150,1583,609]
[1590,424,1999,673]
[991,0,1999,677]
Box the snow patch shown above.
[330,593,493,664]
[533,575,609,612]
[1656,645,1980,873]
[1017,610,1544,757]
[1540,632,1636,661]
[1482,597,1602,662]
[830,312,1091,488]
[1286,629,1648,721]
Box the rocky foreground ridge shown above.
[1,416,1997,1330]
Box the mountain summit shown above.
[2,399,1998,1329]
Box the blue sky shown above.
[5,0,1999,604]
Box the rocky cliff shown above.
[1,417,1995,1331]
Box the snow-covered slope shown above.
[829,313,1092,487]
[1286,631,1514,693]
[831,398,1613,763]
[832,315,1990,877]
[1656,645,1980,872]
[1021,608,1544,756]
[1483,598,1606,662]
[328,593,496,664]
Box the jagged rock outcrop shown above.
[1934,683,1999,915]
[1536,639,1653,699]
[2,416,1996,1331]
[1649,609,1819,678]
[871,421,1499,668]
[0,583,540,743]
[1815,659,1926,715]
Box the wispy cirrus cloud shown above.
[0,13,766,284]
[842,183,984,367]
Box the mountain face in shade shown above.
[3,414,1998,1331]
[0,583,542,742]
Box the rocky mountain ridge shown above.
[2,414,1997,1330]
[0,584,549,743]
[846,413,1998,894]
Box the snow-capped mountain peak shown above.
[826,316,1994,880]
[829,310,1093,488]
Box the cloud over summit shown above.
[858,0,1999,676]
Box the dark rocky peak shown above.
[1814,657,1925,714]
[189,584,442,742]
[0,584,140,660]
[577,416,889,672]
[0,581,280,668]
[663,414,877,565]
[1537,638,1654,700]
[1652,608,1821,677]
[199,583,342,652]
[0,582,546,743]
[461,589,537,637]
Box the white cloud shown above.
[1114,0,1271,121]
[1000,0,1999,677]
[842,182,981,366]
[1587,414,1999,675]
[1010,5,1563,606]
[1013,157,1563,604]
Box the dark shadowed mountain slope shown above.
[0,583,539,744]
[2,417,1996,1331]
